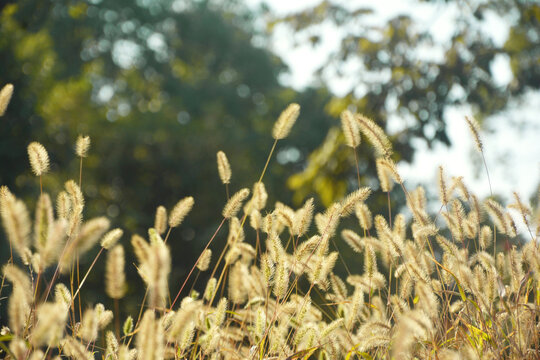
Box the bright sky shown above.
[247,0,540,209]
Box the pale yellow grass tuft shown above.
[465,116,483,153]
[76,135,91,158]
[196,249,212,271]
[355,113,393,156]
[0,186,31,258]
[438,166,448,206]
[154,205,167,235]
[293,197,314,236]
[106,244,127,299]
[101,228,123,249]
[168,196,194,228]
[340,109,360,148]
[0,83,14,116]
[222,188,250,219]
[27,142,50,176]
[216,151,232,184]
[355,202,372,230]
[272,103,300,140]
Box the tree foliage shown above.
[272,0,540,204]
[0,0,339,309]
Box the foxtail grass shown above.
[0,101,539,360]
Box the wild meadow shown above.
[0,83,539,359]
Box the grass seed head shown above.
[465,116,483,153]
[204,277,217,301]
[216,150,232,184]
[438,166,448,206]
[168,196,194,228]
[76,135,91,158]
[106,244,127,299]
[484,198,509,235]
[355,113,393,157]
[62,337,94,360]
[0,187,31,259]
[340,109,360,148]
[252,182,268,210]
[293,197,314,236]
[340,187,371,216]
[355,202,372,230]
[31,302,68,347]
[197,248,212,271]
[341,229,363,253]
[101,228,123,249]
[65,180,84,209]
[222,188,249,219]
[123,316,134,336]
[154,205,167,235]
[0,83,14,116]
[56,191,71,220]
[54,283,72,310]
[27,142,50,176]
[272,103,300,140]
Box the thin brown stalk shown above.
[353,149,361,188]
[169,218,226,310]
[79,157,83,188]
[114,298,120,339]
[70,248,104,305]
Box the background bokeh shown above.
[1,0,539,319]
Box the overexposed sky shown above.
[247,0,540,208]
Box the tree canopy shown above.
[271,0,540,204]
[0,0,339,309]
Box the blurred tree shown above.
[0,0,339,313]
[270,0,540,205]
